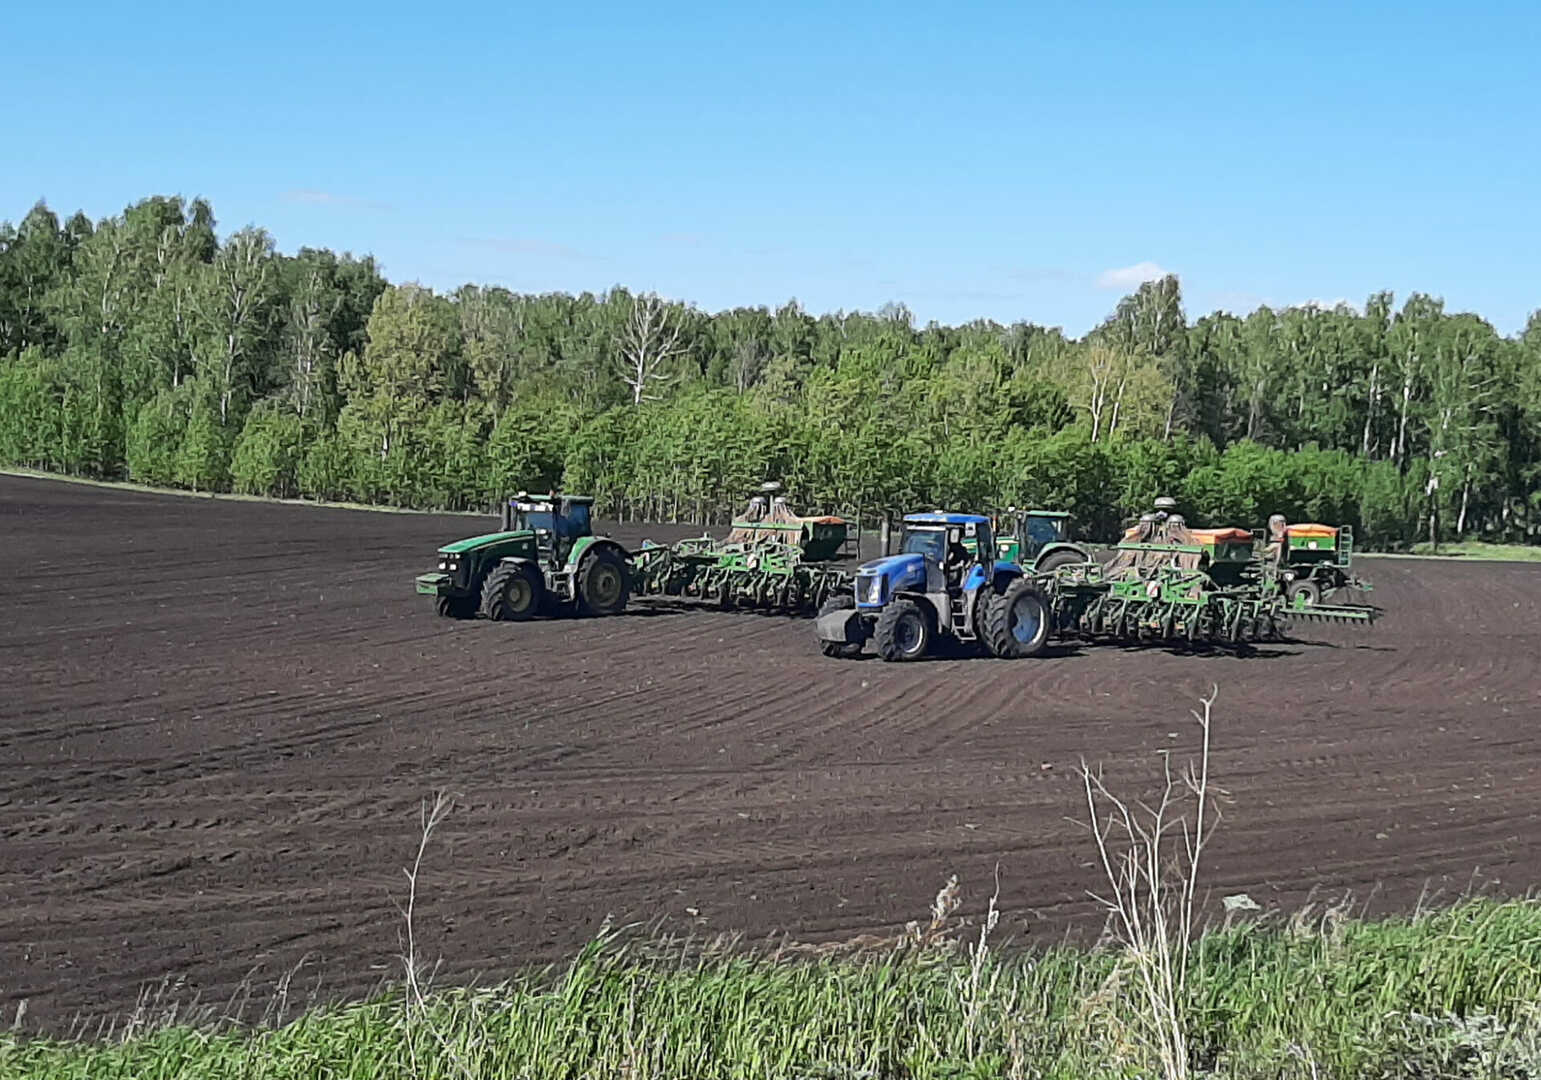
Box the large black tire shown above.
[482,561,544,622]
[435,592,478,620]
[576,546,630,616]
[1287,579,1321,607]
[983,577,1051,659]
[874,599,931,662]
[817,593,862,659]
[1034,548,1086,574]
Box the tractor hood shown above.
[437,530,529,555]
[857,553,927,593]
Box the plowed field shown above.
[3,474,1539,1031]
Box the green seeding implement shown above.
[1040,500,1379,649]
[1260,514,1372,608]
[630,485,853,614]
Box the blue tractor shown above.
[814,512,1052,662]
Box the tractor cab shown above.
[994,509,1089,573]
[999,509,1069,559]
[503,493,595,566]
[898,514,993,585]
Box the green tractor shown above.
[993,508,1094,572]
[415,493,631,621]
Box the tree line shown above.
[3,195,1539,548]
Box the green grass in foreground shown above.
[1406,540,1541,561]
[4,900,1539,1080]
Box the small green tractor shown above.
[992,508,1094,572]
[416,493,631,621]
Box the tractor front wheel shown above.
[483,562,544,622]
[435,593,478,620]
[874,599,931,662]
[984,578,1050,658]
[577,548,631,616]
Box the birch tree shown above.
[615,292,687,405]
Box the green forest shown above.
[3,194,1539,547]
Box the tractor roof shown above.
[1024,509,1070,518]
[903,512,991,526]
[509,493,594,508]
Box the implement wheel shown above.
[482,562,543,622]
[817,593,863,659]
[874,599,931,662]
[577,547,630,616]
[1287,580,1321,607]
[984,578,1050,659]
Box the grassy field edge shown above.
[3,897,1538,1080]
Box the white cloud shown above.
[1299,297,1359,313]
[1096,261,1172,289]
[281,189,393,212]
[459,235,599,262]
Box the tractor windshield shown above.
[900,526,947,563]
[1025,515,1066,547]
[517,510,556,534]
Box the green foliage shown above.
[296,429,351,502]
[4,193,1541,543]
[1359,459,1421,549]
[174,389,232,492]
[125,381,196,486]
[0,348,60,467]
[4,900,1539,1079]
[230,401,305,498]
[423,402,489,511]
[486,398,572,499]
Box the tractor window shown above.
[1026,516,1065,546]
[900,527,946,563]
[522,510,556,535]
[562,503,591,537]
[975,523,993,562]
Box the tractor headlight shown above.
[438,560,448,571]
[858,573,885,605]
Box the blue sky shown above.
[8,1,1538,335]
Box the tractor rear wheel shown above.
[482,562,543,621]
[984,578,1050,658]
[1034,549,1085,574]
[1287,579,1321,607]
[874,599,931,662]
[577,547,630,616]
[817,593,863,659]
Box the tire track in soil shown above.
[4,475,1541,1032]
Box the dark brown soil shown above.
[3,474,1539,1033]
